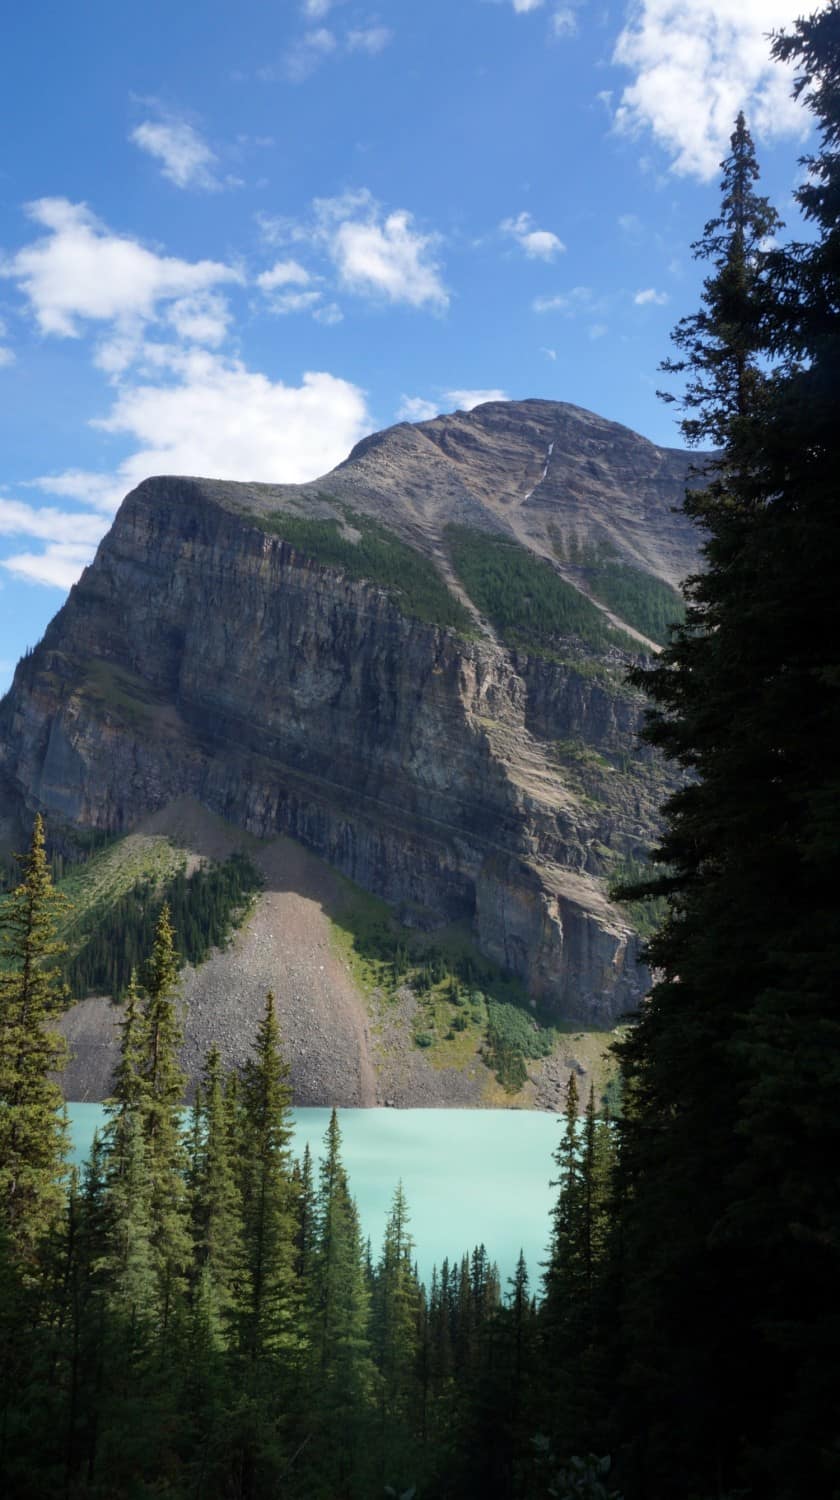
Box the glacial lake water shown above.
[67,1104,561,1289]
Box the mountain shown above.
[0,399,702,1105]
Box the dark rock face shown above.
[0,399,701,1026]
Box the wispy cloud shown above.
[397,395,439,422]
[532,285,603,315]
[446,388,507,410]
[3,542,97,590]
[634,287,669,306]
[282,27,338,82]
[397,388,508,421]
[346,26,392,55]
[613,0,815,180]
[131,119,224,191]
[501,211,565,261]
[0,317,14,366]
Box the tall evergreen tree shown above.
[138,904,191,1333]
[614,43,840,1495]
[0,815,69,1266]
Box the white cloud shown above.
[256,259,312,291]
[0,498,105,545]
[315,193,448,309]
[397,395,439,422]
[613,0,821,180]
[552,7,577,36]
[39,350,369,516]
[634,287,669,305]
[533,285,600,314]
[3,542,96,590]
[283,27,338,82]
[31,470,119,513]
[2,198,240,338]
[0,319,13,366]
[265,289,324,315]
[501,211,565,260]
[346,26,392,54]
[512,0,544,11]
[541,346,557,360]
[445,388,508,410]
[313,301,343,325]
[302,0,334,14]
[588,323,608,340]
[131,120,221,190]
[167,291,231,344]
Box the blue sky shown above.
[0,0,824,691]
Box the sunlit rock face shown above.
[0,398,701,1026]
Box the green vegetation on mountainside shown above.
[57,837,262,999]
[555,536,685,645]
[328,879,603,1095]
[254,498,474,633]
[446,524,637,658]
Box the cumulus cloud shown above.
[613,0,820,180]
[37,350,369,516]
[167,291,232,344]
[301,191,448,309]
[256,259,313,291]
[501,211,565,260]
[131,120,222,190]
[2,198,240,338]
[634,287,669,305]
[512,0,544,12]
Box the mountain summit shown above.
[0,399,701,1104]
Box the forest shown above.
[0,7,838,1497]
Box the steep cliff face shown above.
[0,399,700,1038]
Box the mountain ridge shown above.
[0,398,703,1104]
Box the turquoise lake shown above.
[68,1105,561,1288]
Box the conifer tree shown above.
[614,39,840,1493]
[0,815,69,1266]
[190,1045,240,1341]
[235,992,299,1367]
[373,1182,421,1488]
[138,904,191,1332]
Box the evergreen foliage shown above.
[447,524,637,658]
[0,815,69,1266]
[256,499,475,633]
[65,850,262,1001]
[610,33,840,1496]
[555,540,685,646]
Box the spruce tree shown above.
[614,48,840,1495]
[0,815,69,1266]
[138,904,191,1332]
